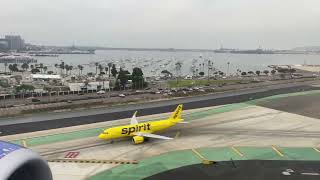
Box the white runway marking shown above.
[301,172,320,176]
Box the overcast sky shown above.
[1,0,320,49]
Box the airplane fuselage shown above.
[102,119,176,139]
[99,104,184,143]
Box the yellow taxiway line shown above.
[175,131,181,139]
[272,145,284,157]
[231,146,244,157]
[191,149,214,165]
[313,147,320,153]
[21,139,28,147]
[191,149,206,160]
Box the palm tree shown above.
[21,63,29,71]
[108,63,112,78]
[4,62,8,73]
[78,65,84,76]
[12,64,19,72]
[175,62,182,84]
[8,64,13,73]
[59,61,65,75]
[54,63,59,74]
[43,66,48,74]
[98,64,103,75]
[68,65,73,75]
[95,62,99,75]
[64,64,69,75]
[105,67,109,76]
[39,63,44,73]
[207,60,213,82]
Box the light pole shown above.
[227,62,230,77]
[207,60,213,82]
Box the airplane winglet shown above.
[130,111,139,125]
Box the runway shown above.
[0,82,319,135]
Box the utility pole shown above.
[207,60,212,82]
[227,62,230,77]
[175,61,182,85]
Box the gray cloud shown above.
[1,0,320,49]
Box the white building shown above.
[31,74,61,80]
[67,81,109,91]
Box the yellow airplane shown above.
[98,104,186,144]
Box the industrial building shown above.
[5,35,25,50]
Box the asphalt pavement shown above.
[146,160,320,180]
[0,82,319,136]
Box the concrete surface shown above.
[2,90,320,179]
[146,160,320,180]
[1,82,320,135]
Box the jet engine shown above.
[0,140,52,180]
[132,136,145,144]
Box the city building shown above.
[5,35,25,50]
[0,39,9,51]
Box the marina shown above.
[8,50,320,77]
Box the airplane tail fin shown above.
[169,104,183,122]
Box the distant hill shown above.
[292,46,320,51]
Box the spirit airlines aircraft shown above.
[99,104,185,144]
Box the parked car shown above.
[97,90,106,94]
[119,94,126,98]
[31,98,41,102]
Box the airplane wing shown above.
[134,132,173,140]
[130,111,138,125]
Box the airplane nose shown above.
[99,133,106,139]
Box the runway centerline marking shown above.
[301,172,320,176]
[272,145,284,157]
[231,146,244,157]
